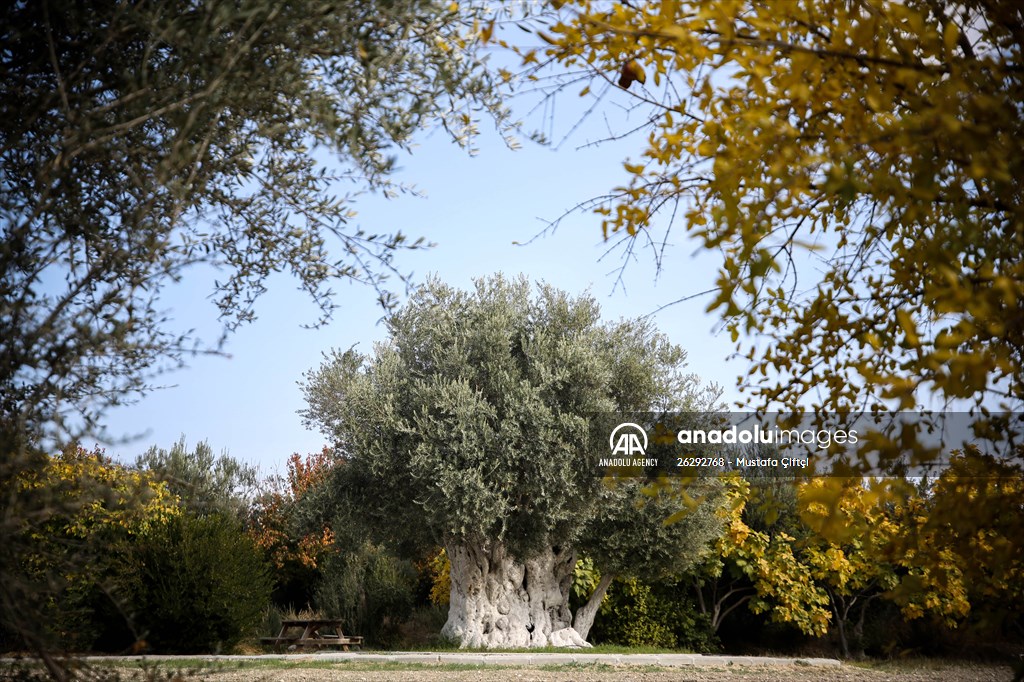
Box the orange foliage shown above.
[249,446,336,570]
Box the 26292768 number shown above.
[676,457,725,467]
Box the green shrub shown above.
[591,577,718,652]
[315,540,416,646]
[123,512,271,653]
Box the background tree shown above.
[692,475,831,638]
[246,447,421,646]
[526,0,1022,463]
[572,479,724,640]
[800,473,996,657]
[136,437,258,519]
[799,479,904,658]
[301,274,717,648]
[887,448,1024,638]
[248,448,337,608]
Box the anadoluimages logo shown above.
[609,423,648,456]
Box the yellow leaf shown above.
[943,22,960,55]
[896,309,920,347]
[480,19,494,44]
[658,24,689,42]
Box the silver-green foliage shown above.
[135,437,259,519]
[0,0,509,445]
[582,480,724,582]
[301,275,706,558]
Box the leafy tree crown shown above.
[301,274,703,557]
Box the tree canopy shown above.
[0,0,509,448]
[301,274,708,555]
[526,0,1022,445]
[136,437,259,519]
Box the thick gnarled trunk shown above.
[442,542,591,648]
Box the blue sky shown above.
[99,87,746,475]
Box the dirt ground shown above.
[2,658,1015,681]
[195,661,1013,682]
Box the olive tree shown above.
[301,275,720,647]
[136,437,259,519]
[0,0,509,449]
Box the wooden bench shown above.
[260,619,363,651]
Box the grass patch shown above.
[53,652,687,678]
[250,660,487,673]
[113,659,681,676]
[114,659,495,673]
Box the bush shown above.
[393,605,450,649]
[123,513,272,653]
[3,444,180,653]
[315,540,416,646]
[591,577,718,652]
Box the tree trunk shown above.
[572,572,614,641]
[441,541,591,648]
[830,591,851,659]
[835,616,850,659]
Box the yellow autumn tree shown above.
[800,475,987,657]
[528,0,1022,458]
[888,447,1024,633]
[693,476,831,637]
[696,472,987,657]
[11,444,179,651]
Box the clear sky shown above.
[99,82,746,475]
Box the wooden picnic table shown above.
[260,618,364,651]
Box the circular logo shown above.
[609,422,648,456]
